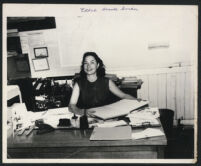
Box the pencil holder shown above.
[80,109,89,129]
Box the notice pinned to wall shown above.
[32,58,49,71]
[28,32,46,47]
[19,35,29,54]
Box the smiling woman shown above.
[68,52,138,115]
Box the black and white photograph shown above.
[2,3,198,164]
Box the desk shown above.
[7,126,167,159]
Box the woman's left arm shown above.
[109,79,138,100]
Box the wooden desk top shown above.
[8,127,167,149]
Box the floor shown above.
[164,125,194,159]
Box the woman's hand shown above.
[86,108,96,116]
[69,104,84,116]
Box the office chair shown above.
[159,109,174,140]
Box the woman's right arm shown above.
[68,82,84,115]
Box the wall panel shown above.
[184,72,194,119]
[137,68,194,120]
[175,72,185,120]
[137,75,149,101]
[166,73,176,118]
[148,74,158,107]
[157,74,167,109]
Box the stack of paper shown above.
[129,118,159,127]
[90,126,132,140]
[42,107,74,128]
[132,128,165,140]
[89,120,127,128]
[88,99,149,120]
[127,107,160,127]
[121,77,143,88]
[122,77,138,83]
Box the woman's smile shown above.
[84,56,99,75]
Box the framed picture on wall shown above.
[34,47,48,58]
[32,58,49,71]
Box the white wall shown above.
[11,5,197,77]
[56,5,197,71]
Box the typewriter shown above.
[33,78,72,111]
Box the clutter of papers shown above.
[7,99,165,141]
[127,107,160,127]
[7,103,74,137]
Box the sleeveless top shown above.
[76,77,111,109]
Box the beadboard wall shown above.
[113,66,196,122]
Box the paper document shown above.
[90,120,127,128]
[42,107,74,128]
[90,126,132,140]
[129,118,159,127]
[26,111,46,121]
[44,107,72,116]
[88,99,149,120]
[7,85,21,100]
[132,128,165,140]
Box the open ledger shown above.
[88,99,149,120]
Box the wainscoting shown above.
[113,65,196,122]
[136,66,195,121]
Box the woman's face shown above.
[83,55,99,75]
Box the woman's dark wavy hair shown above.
[80,52,106,78]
